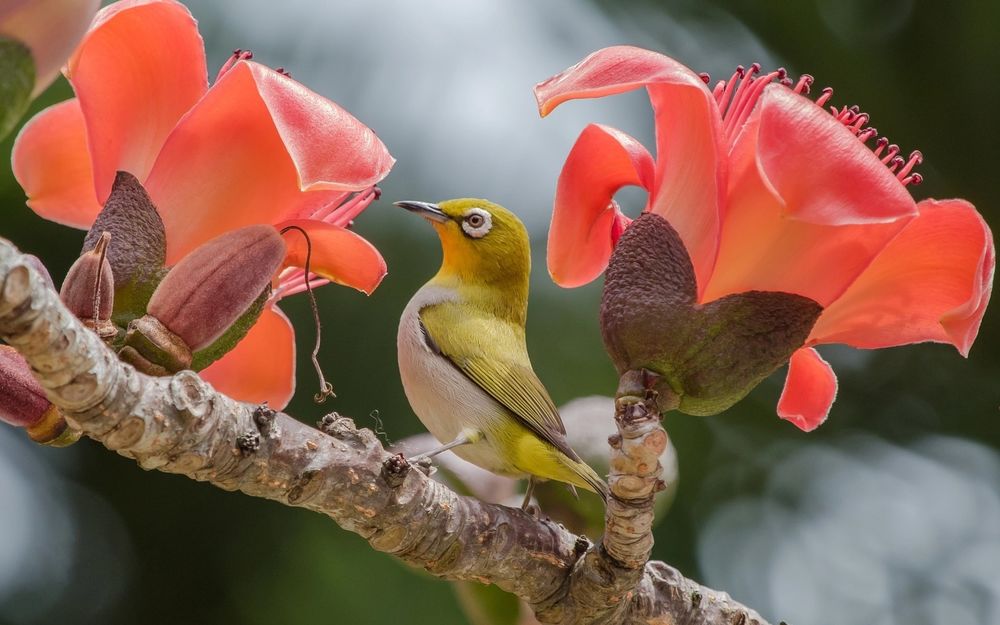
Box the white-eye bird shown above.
[395,198,608,509]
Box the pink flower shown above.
[11,0,394,409]
[536,46,994,431]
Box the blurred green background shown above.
[1,1,998,624]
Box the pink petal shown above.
[0,0,99,97]
[12,99,101,228]
[777,347,837,432]
[535,46,725,290]
[147,61,394,264]
[548,123,653,287]
[276,219,387,295]
[702,86,917,306]
[199,304,295,409]
[809,199,995,356]
[66,0,207,204]
[753,86,917,224]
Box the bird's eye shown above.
[461,208,493,238]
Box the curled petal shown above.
[277,219,387,295]
[67,0,207,203]
[148,62,393,263]
[548,123,653,287]
[535,45,709,117]
[752,85,917,225]
[810,199,995,356]
[777,347,837,432]
[0,0,99,97]
[253,63,394,192]
[199,304,295,409]
[702,86,918,306]
[535,46,725,288]
[12,99,101,228]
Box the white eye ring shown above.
[461,208,492,238]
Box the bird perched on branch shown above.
[396,198,607,509]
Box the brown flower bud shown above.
[121,225,286,374]
[147,225,286,351]
[83,171,166,289]
[601,213,822,416]
[60,231,116,339]
[0,346,78,446]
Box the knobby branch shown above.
[0,237,770,625]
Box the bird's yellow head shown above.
[396,198,530,286]
[396,198,531,318]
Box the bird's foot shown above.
[410,456,436,477]
[521,501,541,518]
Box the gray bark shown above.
[0,237,771,625]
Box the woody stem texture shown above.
[0,236,770,625]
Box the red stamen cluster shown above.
[704,65,923,187]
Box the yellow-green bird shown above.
[395,198,607,508]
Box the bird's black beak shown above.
[394,200,449,223]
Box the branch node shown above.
[169,371,211,420]
[316,412,362,443]
[0,264,31,316]
[253,402,277,436]
[691,590,702,608]
[574,534,591,557]
[236,430,260,455]
[287,469,321,504]
[732,612,747,625]
[381,453,410,487]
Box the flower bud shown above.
[122,225,286,374]
[601,213,823,416]
[0,346,78,446]
[83,171,167,318]
[60,231,116,339]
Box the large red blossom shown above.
[536,45,994,431]
[12,0,394,409]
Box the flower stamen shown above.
[216,48,253,81]
[307,185,382,228]
[706,63,925,187]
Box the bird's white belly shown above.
[397,286,521,476]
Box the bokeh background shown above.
[1,1,998,624]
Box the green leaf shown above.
[0,36,35,140]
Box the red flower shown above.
[11,0,394,408]
[536,46,994,431]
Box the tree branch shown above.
[0,237,771,625]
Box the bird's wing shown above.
[419,303,577,460]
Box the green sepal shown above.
[0,36,35,140]
[601,213,823,416]
[190,286,270,371]
[110,266,169,329]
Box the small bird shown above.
[395,198,608,509]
